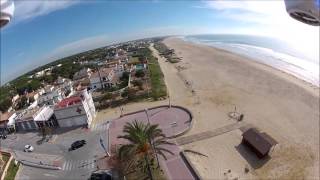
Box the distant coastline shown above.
[180,35,319,88]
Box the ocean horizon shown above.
[182,34,319,87]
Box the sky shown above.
[1,0,319,84]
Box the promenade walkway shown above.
[108,105,196,180]
[176,122,250,146]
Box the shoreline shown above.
[180,35,320,89]
[177,36,319,97]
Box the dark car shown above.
[89,171,112,180]
[69,140,86,151]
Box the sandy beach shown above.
[156,37,319,179]
[96,37,319,179]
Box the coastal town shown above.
[0,39,164,132]
[0,37,319,180]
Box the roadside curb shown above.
[116,105,193,138]
[180,151,202,180]
[0,152,13,180]
[19,160,61,170]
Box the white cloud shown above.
[44,35,114,61]
[201,1,320,61]
[13,0,81,22]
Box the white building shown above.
[89,68,115,90]
[37,87,64,106]
[14,106,57,131]
[73,68,92,80]
[12,94,19,103]
[54,90,96,128]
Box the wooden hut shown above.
[242,128,278,158]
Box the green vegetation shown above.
[131,47,167,100]
[154,42,179,63]
[129,57,140,65]
[1,153,10,175]
[1,154,10,163]
[153,42,168,54]
[135,70,145,78]
[4,160,19,180]
[148,56,167,100]
[51,62,82,79]
[131,80,143,90]
[0,98,12,112]
[117,120,173,180]
[16,96,28,110]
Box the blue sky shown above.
[1,0,319,84]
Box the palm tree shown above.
[117,120,174,179]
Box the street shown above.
[0,121,110,180]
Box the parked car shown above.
[24,145,34,152]
[90,170,112,180]
[69,140,86,151]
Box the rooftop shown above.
[56,96,82,108]
[90,67,113,79]
[0,112,14,122]
[242,128,278,156]
[15,107,41,121]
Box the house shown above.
[0,112,17,133]
[6,113,17,133]
[37,86,65,106]
[0,112,13,131]
[55,77,74,96]
[241,128,278,158]
[11,94,19,103]
[106,60,126,77]
[89,68,116,90]
[73,68,92,80]
[54,90,96,128]
[35,70,45,78]
[134,64,147,71]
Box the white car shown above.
[24,145,34,152]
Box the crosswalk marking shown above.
[62,159,96,171]
[90,121,110,132]
[91,160,95,169]
[62,161,67,170]
[69,162,74,170]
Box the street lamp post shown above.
[119,106,124,117]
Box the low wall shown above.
[180,151,202,180]
[0,152,13,180]
[19,160,61,170]
[119,105,193,138]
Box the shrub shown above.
[135,70,145,78]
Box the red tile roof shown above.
[56,96,82,108]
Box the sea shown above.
[182,35,319,87]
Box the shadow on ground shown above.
[235,144,271,169]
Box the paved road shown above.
[62,158,96,171]
[2,124,109,180]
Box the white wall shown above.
[54,104,88,128]
[57,115,87,127]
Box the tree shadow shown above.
[51,126,85,135]
[36,137,46,145]
[235,143,271,169]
